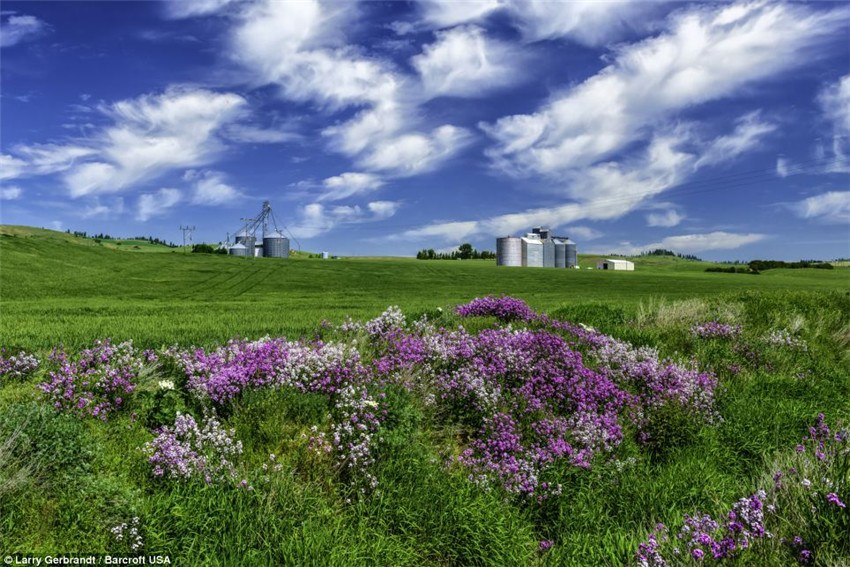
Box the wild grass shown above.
[0,226,848,564]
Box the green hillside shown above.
[1,225,847,349]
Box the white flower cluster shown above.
[110,516,143,552]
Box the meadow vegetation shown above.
[0,226,848,565]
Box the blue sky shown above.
[1,0,848,259]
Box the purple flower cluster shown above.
[454,295,537,322]
[0,349,40,380]
[691,321,742,340]
[38,339,148,420]
[176,337,365,404]
[330,385,383,493]
[142,412,243,484]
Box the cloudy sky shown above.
[1,1,848,259]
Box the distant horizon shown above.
[1,1,848,261]
[8,223,847,264]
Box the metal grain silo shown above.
[496,237,522,267]
[564,238,577,268]
[263,231,290,258]
[542,239,555,267]
[521,235,543,267]
[554,240,567,268]
[228,242,249,257]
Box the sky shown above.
[0,0,848,260]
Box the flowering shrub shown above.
[142,413,243,484]
[39,340,149,420]
[691,322,742,340]
[0,349,40,381]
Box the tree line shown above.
[416,243,496,260]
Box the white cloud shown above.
[163,0,238,19]
[0,154,27,180]
[185,170,240,205]
[136,188,182,221]
[59,88,246,197]
[417,0,502,29]
[227,0,472,179]
[819,74,850,136]
[0,14,46,48]
[695,111,777,169]
[404,128,694,242]
[0,185,22,200]
[792,191,850,224]
[594,231,768,256]
[81,197,125,219]
[776,157,789,178]
[416,0,665,46]
[358,125,473,176]
[646,209,684,228]
[818,75,850,173]
[482,2,849,177]
[411,26,524,98]
[223,124,300,144]
[290,199,401,238]
[563,226,603,240]
[318,172,384,202]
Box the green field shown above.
[2,225,847,350]
[1,226,849,566]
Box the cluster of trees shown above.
[748,259,833,271]
[191,244,227,254]
[706,259,834,275]
[66,230,177,247]
[416,243,496,260]
[641,249,702,261]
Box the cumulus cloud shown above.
[0,185,22,200]
[290,200,401,238]
[136,188,182,221]
[0,14,47,48]
[482,2,849,178]
[0,154,27,180]
[411,26,525,98]
[318,172,384,202]
[646,208,685,228]
[792,191,850,224]
[184,170,241,205]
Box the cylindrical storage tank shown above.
[542,239,555,268]
[554,241,567,268]
[228,242,249,257]
[263,232,290,258]
[522,237,543,267]
[241,236,256,254]
[235,231,251,245]
[564,239,577,268]
[496,237,522,266]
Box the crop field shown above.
[0,226,848,566]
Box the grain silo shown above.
[564,238,577,268]
[235,230,256,255]
[542,239,555,267]
[263,231,290,258]
[554,240,567,268]
[521,234,543,267]
[496,236,522,266]
[228,242,249,257]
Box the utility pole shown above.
[179,225,195,252]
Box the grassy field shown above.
[1,226,849,566]
[2,225,847,350]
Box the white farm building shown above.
[596,259,635,271]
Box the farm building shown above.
[497,227,577,268]
[596,259,635,271]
